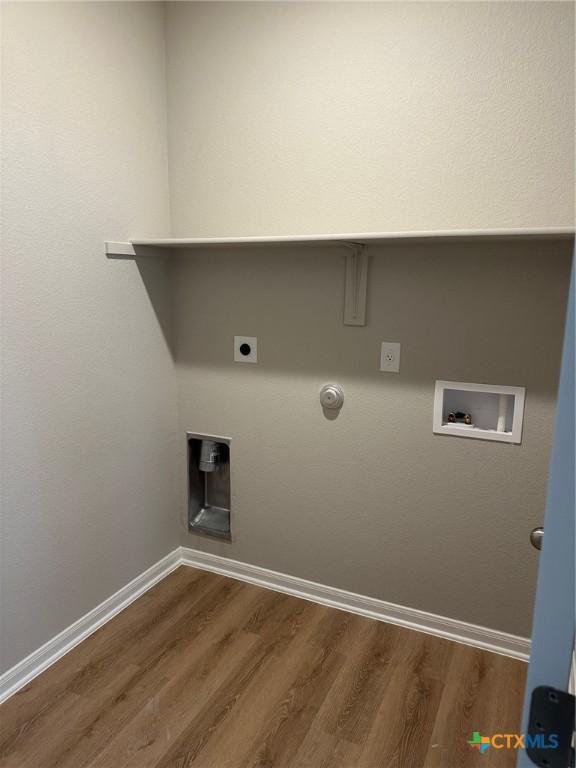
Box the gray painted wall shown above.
[166,2,574,637]
[175,242,571,637]
[165,2,574,236]
[0,2,179,673]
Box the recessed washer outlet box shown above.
[187,432,231,540]
[433,381,526,444]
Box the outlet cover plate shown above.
[380,342,401,373]
[234,336,258,363]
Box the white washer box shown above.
[433,381,526,444]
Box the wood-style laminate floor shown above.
[0,566,526,768]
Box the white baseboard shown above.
[0,548,182,705]
[180,547,531,662]
[0,545,530,705]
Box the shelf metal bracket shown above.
[342,242,368,326]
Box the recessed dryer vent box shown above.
[187,432,231,539]
[433,381,526,444]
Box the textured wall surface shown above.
[166,1,575,636]
[166,2,575,236]
[0,2,179,672]
[175,241,572,637]
[1,1,574,675]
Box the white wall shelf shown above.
[433,381,526,444]
[106,228,573,328]
[105,227,574,258]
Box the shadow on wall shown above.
[135,239,573,398]
[133,238,572,638]
[135,255,175,356]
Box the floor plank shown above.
[0,566,527,768]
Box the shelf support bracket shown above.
[342,242,368,326]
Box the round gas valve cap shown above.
[319,383,344,410]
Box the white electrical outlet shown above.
[380,342,401,373]
[234,336,258,363]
